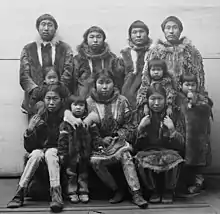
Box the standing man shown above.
[120,20,152,110]
[138,16,205,105]
[138,16,212,195]
[73,26,124,98]
[20,14,74,115]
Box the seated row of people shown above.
[8,61,212,213]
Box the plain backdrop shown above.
[0,0,219,176]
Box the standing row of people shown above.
[7,13,213,213]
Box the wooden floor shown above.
[1,197,217,214]
[1,176,219,213]
[1,204,216,214]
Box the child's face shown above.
[45,70,59,85]
[182,81,197,95]
[150,66,163,80]
[71,102,86,117]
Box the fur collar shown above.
[77,42,111,60]
[155,36,193,51]
[90,88,119,104]
[36,34,60,47]
[128,38,153,52]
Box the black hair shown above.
[179,73,198,85]
[43,66,60,80]
[146,83,167,99]
[92,68,115,86]
[42,84,66,99]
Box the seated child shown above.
[29,66,70,115]
[137,58,176,116]
[176,73,213,195]
[58,96,92,203]
[7,84,66,213]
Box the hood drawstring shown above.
[101,59,105,69]
[88,59,93,73]
[130,49,138,74]
[88,59,105,74]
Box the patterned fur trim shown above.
[135,149,184,173]
[77,42,113,60]
[90,141,132,163]
[137,158,184,173]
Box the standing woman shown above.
[73,26,124,98]
[135,83,185,204]
[86,68,148,208]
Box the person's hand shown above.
[143,104,149,116]
[59,155,65,165]
[166,106,173,117]
[102,136,113,146]
[83,112,99,127]
[138,115,151,131]
[64,110,82,129]
[28,114,43,132]
[163,115,175,132]
[187,91,197,105]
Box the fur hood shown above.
[121,38,153,54]
[152,37,193,51]
[35,33,60,47]
[77,42,114,60]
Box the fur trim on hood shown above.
[127,37,153,51]
[77,42,112,60]
[36,33,60,47]
[155,37,192,49]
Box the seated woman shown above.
[134,83,185,204]
[87,68,147,208]
[63,68,148,208]
[7,84,66,213]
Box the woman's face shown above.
[96,75,114,98]
[87,31,104,51]
[148,92,165,112]
[44,91,61,112]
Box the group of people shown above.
[6,13,213,213]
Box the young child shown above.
[177,73,213,195]
[29,66,70,115]
[7,84,66,213]
[137,58,176,116]
[58,96,92,204]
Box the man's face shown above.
[164,21,181,43]
[130,28,148,46]
[87,32,104,51]
[38,20,56,42]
